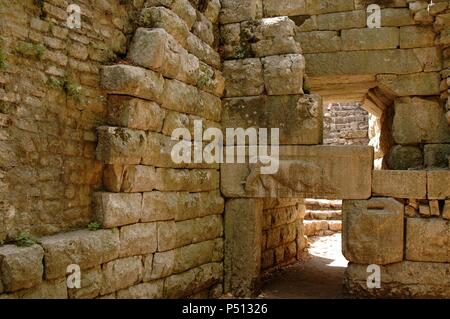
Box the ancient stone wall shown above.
[260,199,307,273]
[323,103,369,146]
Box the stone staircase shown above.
[304,199,342,237]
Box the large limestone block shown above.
[103,165,158,193]
[93,193,142,228]
[157,215,223,251]
[306,0,354,14]
[317,10,366,30]
[139,7,190,48]
[223,59,264,97]
[342,197,404,265]
[116,279,164,299]
[154,168,219,192]
[146,0,197,29]
[161,111,221,140]
[387,145,423,170]
[345,261,450,298]
[372,170,427,199]
[0,245,43,292]
[192,13,215,47]
[263,0,306,16]
[406,218,450,262]
[224,199,263,297]
[5,278,68,299]
[295,31,341,54]
[393,97,450,145]
[141,190,224,222]
[221,145,373,199]
[101,256,144,295]
[305,49,423,77]
[96,127,146,165]
[377,73,441,96]
[380,8,415,27]
[222,94,322,145]
[41,229,119,279]
[119,223,158,257]
[164,262,222,298]
[107,96,165,132]
[220,0,261,24]
[400,26,436,49]
[424,144,450,168]
[427,170,450,199]
[101,65,164,103]
[341,27,399,51]
[262,55,305,95]
[186,33,221,69]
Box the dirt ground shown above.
[260,234,349,299]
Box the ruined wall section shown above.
[260,199,307,273]
[0,0,226,299]
[0,0,139,242]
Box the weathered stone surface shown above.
[119,223,157,257]
[220,0,260,24]
[151,239,223,279]
[429,200,440,217]
[393,97,450,145]
[223,59,264,97]
[7,278,68,299]
[372,170,427,199]
[204,0,221,23]
[427,170,450,199]
[419,203,431,217]
[380,8,415,27]
[142,190,224,222]
[101,256,143,295]
[305,50,423,77]
[96,127,146,165]
[345,261,450,298]
[224,199,263,297]
[101,65,164,102]
[154,168,219,192]
[221,145,373,199]
[295,31,341,54]
[103,165,158,193]
[406,218,450,262]
[387,145,423,170]
[342,197,404,265]
[107,96,165,132]
[317,10,366,30]
[116,279,164,299]
[443,201,450,220]
[164,262,222,298]
[262,55,305,95]
[424,144,450,168]
[41,229,119,279]
[341,27,399,51]
[93,193,142,228]
[161,111,221,140]
[306,0,354,14]
[222,94,323,145]
[192,13,215,47]
[400,26,436,49]
[0,245,43,292]
[263,0,306,16]
[377,73,441,96]
[157,215,223,251]
[145,0,197,28]
[413,47,442,72]
[68,267,102,299]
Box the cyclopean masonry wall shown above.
[0,0,449,300]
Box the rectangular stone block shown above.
[295,31,341,54]
[377,73,441,96]
[141,190,224,222]
[220,0,261,24]
[406,218,450,262]
[262,54,305,95]
[93,193,142,228]
[424,144,450,168]
[119,223,158,258]
[263,0,306,16]
[161,111,221,141]
[428,170,450,199]
[41,229,119,279]
[0,245,43,292]
[372,170,427,199]
[223,59,264,97]
[341,27,399,51]
[154,168,219,192]
[393,97,450,145]
[400,26,436,49]
[306,0,354,14]
[101,65,164,103]
[342,197,404,265]
[222,94,323,145]
[101,256,143,295]
[116,280,164,299]
[96,127,146,165]
[221,145,373,199]
[107,96,165,132]
[317,10,366,30]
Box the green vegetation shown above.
[14,233,37,247]
[88,222,101,231]
[47,76,85,103]
[14,42,45,60]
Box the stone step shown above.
[305,209,342,220]
[305,198,342,211]
[304,220,342,237]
